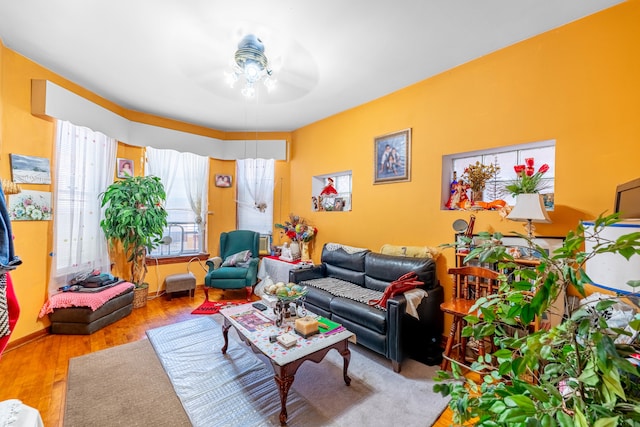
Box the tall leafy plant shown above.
[435,213,640,426]
[99,176,168,287]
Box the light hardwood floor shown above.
[0,287,456,427]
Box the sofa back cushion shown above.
[321,244,369,286]
[364,252,436,292]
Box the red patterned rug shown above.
[191,299,247,315]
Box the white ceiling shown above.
[0,0,623,132]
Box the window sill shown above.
[147,253,210,266]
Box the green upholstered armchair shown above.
[204,230,260,301]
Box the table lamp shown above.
[507,194,551,258]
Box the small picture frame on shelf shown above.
[374,128,411,184]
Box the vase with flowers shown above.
[505,157,550,196]
[462,161,500,205]
[275,214,318,262]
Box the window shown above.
[49,121,116,294]
[146,147,209,257]
[236,159,275,234]
[442,140,555,209]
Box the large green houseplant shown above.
[99,175,168,295]
[435,213,640,426]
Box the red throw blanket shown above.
[38,281,135,318]
[368,272,423,308]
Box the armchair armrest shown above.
[289,265,326,283]
[205,257,223,271]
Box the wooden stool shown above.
[165,273,196,300]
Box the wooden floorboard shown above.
[0,287,456,427]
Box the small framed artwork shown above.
[215,174,232,188]
[10,154,51,184]
[374,128,411,184]
[8,190,53,221]
[117,158,134,178]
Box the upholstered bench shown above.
[164,273,196,300]
[39,282,135,335]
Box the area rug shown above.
[146,315,450,426]
[65,339,191,427]
[190,299,246,315]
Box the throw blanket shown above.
[324,243,368,254]
[38,281,134,317]
[301,277,427,319]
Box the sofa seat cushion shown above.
[300,277,383,306]
[208,266,251,280]
[330,297,387,334]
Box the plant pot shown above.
[132,286,148,308]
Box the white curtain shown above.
[236,158,274,234]
[49,120,116,296]
[180,151,209,251]
[146,147,209,251]
[145,147,179,196]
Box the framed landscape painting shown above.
[373,128,411,184]
[10,154,51,184]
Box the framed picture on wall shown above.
[373,128,411,184]
[117,158,134,178]
[10,154,51,184]
[215,174,232,188]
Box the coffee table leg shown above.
[221,323,231,354]
[341,346,352,386]
[274,373,294,425]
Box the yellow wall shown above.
[290,2,640,300]
[2,0,639,344]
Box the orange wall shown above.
[290,2,640,295]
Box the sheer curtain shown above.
[236,158,274,234]
[180,151,209,251]
[146,147,209,252]
[49,120,116,296]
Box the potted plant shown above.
[435,213,640,426]
[99,175,168,308]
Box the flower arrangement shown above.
[461,161,500,193]
[505,157,550,196]
[275,213,317,242]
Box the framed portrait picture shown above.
[215,174,232,188]
[10,154,51,184]
[117,158,134,178]
[374,128,411,184]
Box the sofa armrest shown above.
[289,265,326,283]
[205,257,222,271]
[386,294,408,367]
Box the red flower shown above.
[514,165,525,174]
[525,157,534,167]
[525,167,535,177]
[538,164,550,174]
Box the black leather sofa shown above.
[290,243,443,372]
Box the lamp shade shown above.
[507,193,551,223]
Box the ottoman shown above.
[165,273,196,300]
[49,285,134,335]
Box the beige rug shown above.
[65,339,190,426]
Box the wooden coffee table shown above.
[220,303,354,425]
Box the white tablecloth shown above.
[257,257,307,283]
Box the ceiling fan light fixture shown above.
[229,34,276,98]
